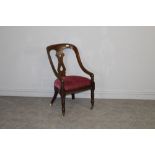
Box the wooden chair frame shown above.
[46,43,95,116]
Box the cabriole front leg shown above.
[90,88,94,109]
[61,93,66,116]
[60,80,66,116]
[90,80,95,110]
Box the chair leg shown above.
[71,94,75,99]
[90,88,94,109]
[50,87,58,106]
[61,93,66,116]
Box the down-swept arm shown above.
[71,45,94,81]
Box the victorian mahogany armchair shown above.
[46,43,95,116]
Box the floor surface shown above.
[0,96,155,128]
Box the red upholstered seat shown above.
[54,76,91,91]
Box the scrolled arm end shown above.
[90,73,94,81]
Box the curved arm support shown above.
[71,45,94,81]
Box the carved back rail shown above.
[46,43,93,80]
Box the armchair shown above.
[46,43,95,116]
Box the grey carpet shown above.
[0,96,155,128]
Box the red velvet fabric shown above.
[54,76,91,91]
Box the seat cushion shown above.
[54,76,91,91]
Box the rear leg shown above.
[71,94,75,100]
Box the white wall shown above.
[0,26,155,99]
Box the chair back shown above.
[46,43,80,79]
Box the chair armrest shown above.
[80,65,94,81]
[71,45,94,81]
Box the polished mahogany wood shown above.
[46,43,95,116]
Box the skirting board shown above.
[0,89,155,100]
